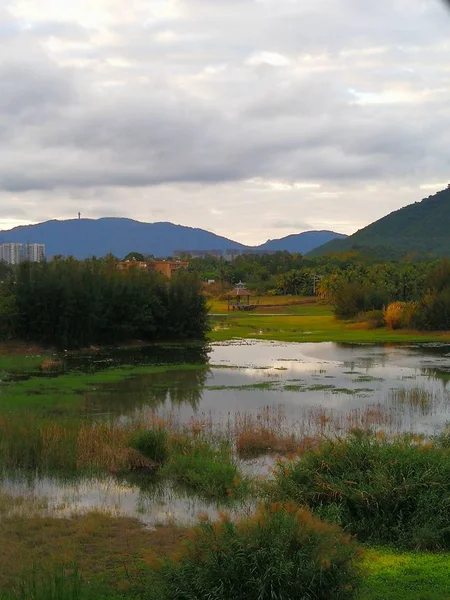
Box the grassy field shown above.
[208,297,450,343]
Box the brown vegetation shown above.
[0,503,185,594]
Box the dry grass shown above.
[39,359,63,372]
[0,506,186,594]
[236,428,321,458]
[77,423,157,473]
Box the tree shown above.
[123,252,145,261]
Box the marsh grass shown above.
[272,431,450,549]
[2,567,112,600]
[162,436,243,498]
[149,503,362,600]
[129,428,168,464]
[389,386,435,411]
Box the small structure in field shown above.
[226,281,253,311]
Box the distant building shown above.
[224,248,275,262]
[116,260,189,279]
[0,243,23,265]
[174,249,223,259]
[24,243,45,262]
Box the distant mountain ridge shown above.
[0,218,346,259]
[311,187,450,258]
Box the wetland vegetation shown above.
[1,340,450,598]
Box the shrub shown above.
[150,504,362,600]
[383,301,417,329]
[162,438,242,497]
[129,428,168,464]
[355,310,384,329]
[272,432,450,549]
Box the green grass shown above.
[209,311,450,343]
[361,547,450,600]
[0,354,51,374]
[129,428,169,464]
[162,437,243,498]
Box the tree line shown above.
[0,258,208,349]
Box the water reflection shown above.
[65,342,210,373]
[84,367,210,415]
[3,473,252,527]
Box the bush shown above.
[150,504,362,600]
[272,432,450,549]
[383,301,417,329]
[129,428,168,464]
[355,310,384,329]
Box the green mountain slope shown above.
[312,187,450,258]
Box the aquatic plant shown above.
[162,437,242,498]
[129,428,168,464]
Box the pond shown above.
[2,340,450,526]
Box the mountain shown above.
[311,187,450,258]
[0,218,247,259]
[256,231,347,254]
[0,218,345,259]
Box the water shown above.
[2,340,450,525]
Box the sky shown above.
[1,0,450,245]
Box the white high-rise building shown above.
[0,243,23,265]
[24,243,45,262]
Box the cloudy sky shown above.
[1,0,450,244]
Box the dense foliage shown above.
[273,432,450,549]
[150,503,361,600]
[0,258,208,348]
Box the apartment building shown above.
[24,243,46,262]
[0,243,46,264]
[0,243,23,265]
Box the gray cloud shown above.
[0,0,450,242]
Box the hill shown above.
[311,187,450,258]
[0,218,345,259]
[256,230,347,253]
